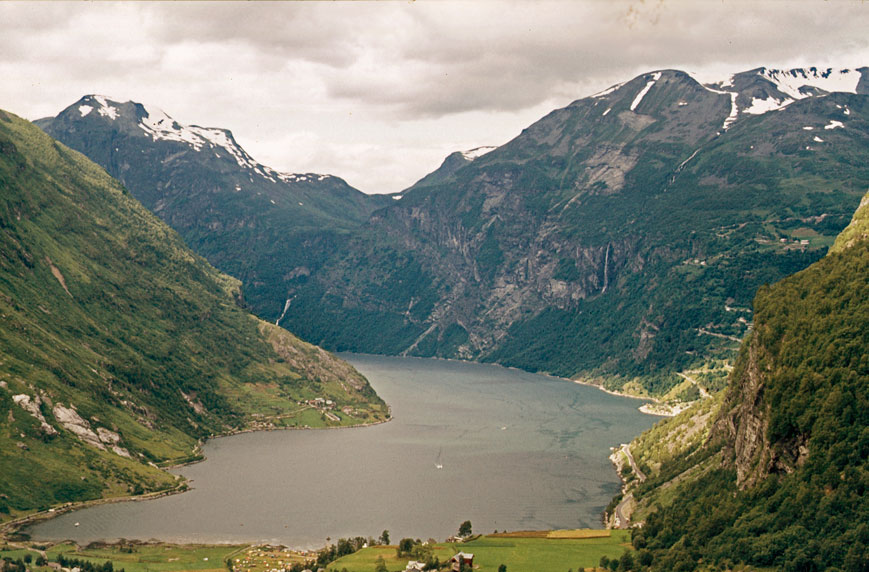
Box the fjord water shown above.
[29,355,657,547]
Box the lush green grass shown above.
[46,543,245,572]
[0,546,43,560]
[330,532,632,572]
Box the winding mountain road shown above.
[613,444,645,529]
[676,372,711,399]
[621,443,646,483]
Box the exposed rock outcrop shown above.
[52,404,131,457]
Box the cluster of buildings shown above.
[403,551,474,572]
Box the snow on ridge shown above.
[73,95,333,184]
[277,172,332,184]
[137,103,259,170]
[699,83,739,130]
[759,68,861,100]
[630,73,661,112]
[462,146,497,161]
[592,81,626,99]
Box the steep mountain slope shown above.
[0,110,387,521]
[279,67,869,395]
[618,190,868,570]
[37,68,869,397]
[35,96,392,318]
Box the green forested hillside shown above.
[622,191,869,570]
[0,110,387,521]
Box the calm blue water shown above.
[28,355,657,548]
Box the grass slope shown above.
[0,109,386,522]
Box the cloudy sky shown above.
[2,1,868,193]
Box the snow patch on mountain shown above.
[745,96,794,115]
[79,105,93,117]
[824,120,844,130]
[593,81,626,98]
[702,84,740,130]
[723,92,739,130]
[462,146,497,161]
[630,72,661,112]
[759,68,861,100]
[92,95,119,120]
[277,172,331,184]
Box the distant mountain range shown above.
[37,66,869,396]
[0,109,386,518]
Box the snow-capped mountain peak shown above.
[77,94,120,120]
[57,96,347,187]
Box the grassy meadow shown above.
[330,531,632,572]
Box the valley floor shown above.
[1,530,633,572]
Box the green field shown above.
[0,546,44,561]
[330,531,632,572]
[42,543,246,572]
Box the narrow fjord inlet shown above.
[27,356,657,547]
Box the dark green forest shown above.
[628,210,868,570]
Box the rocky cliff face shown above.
[282,69,869,394]
[715,334,810,488]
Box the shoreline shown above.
[568,377,680,417]
[6,356,668,545]
[1,413,392,542]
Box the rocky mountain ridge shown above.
[36,95,392,316]
[279,67,869,395]
[38,67,869,396]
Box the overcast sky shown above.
[2,1,868,193]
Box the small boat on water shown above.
[435,447,444,469]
